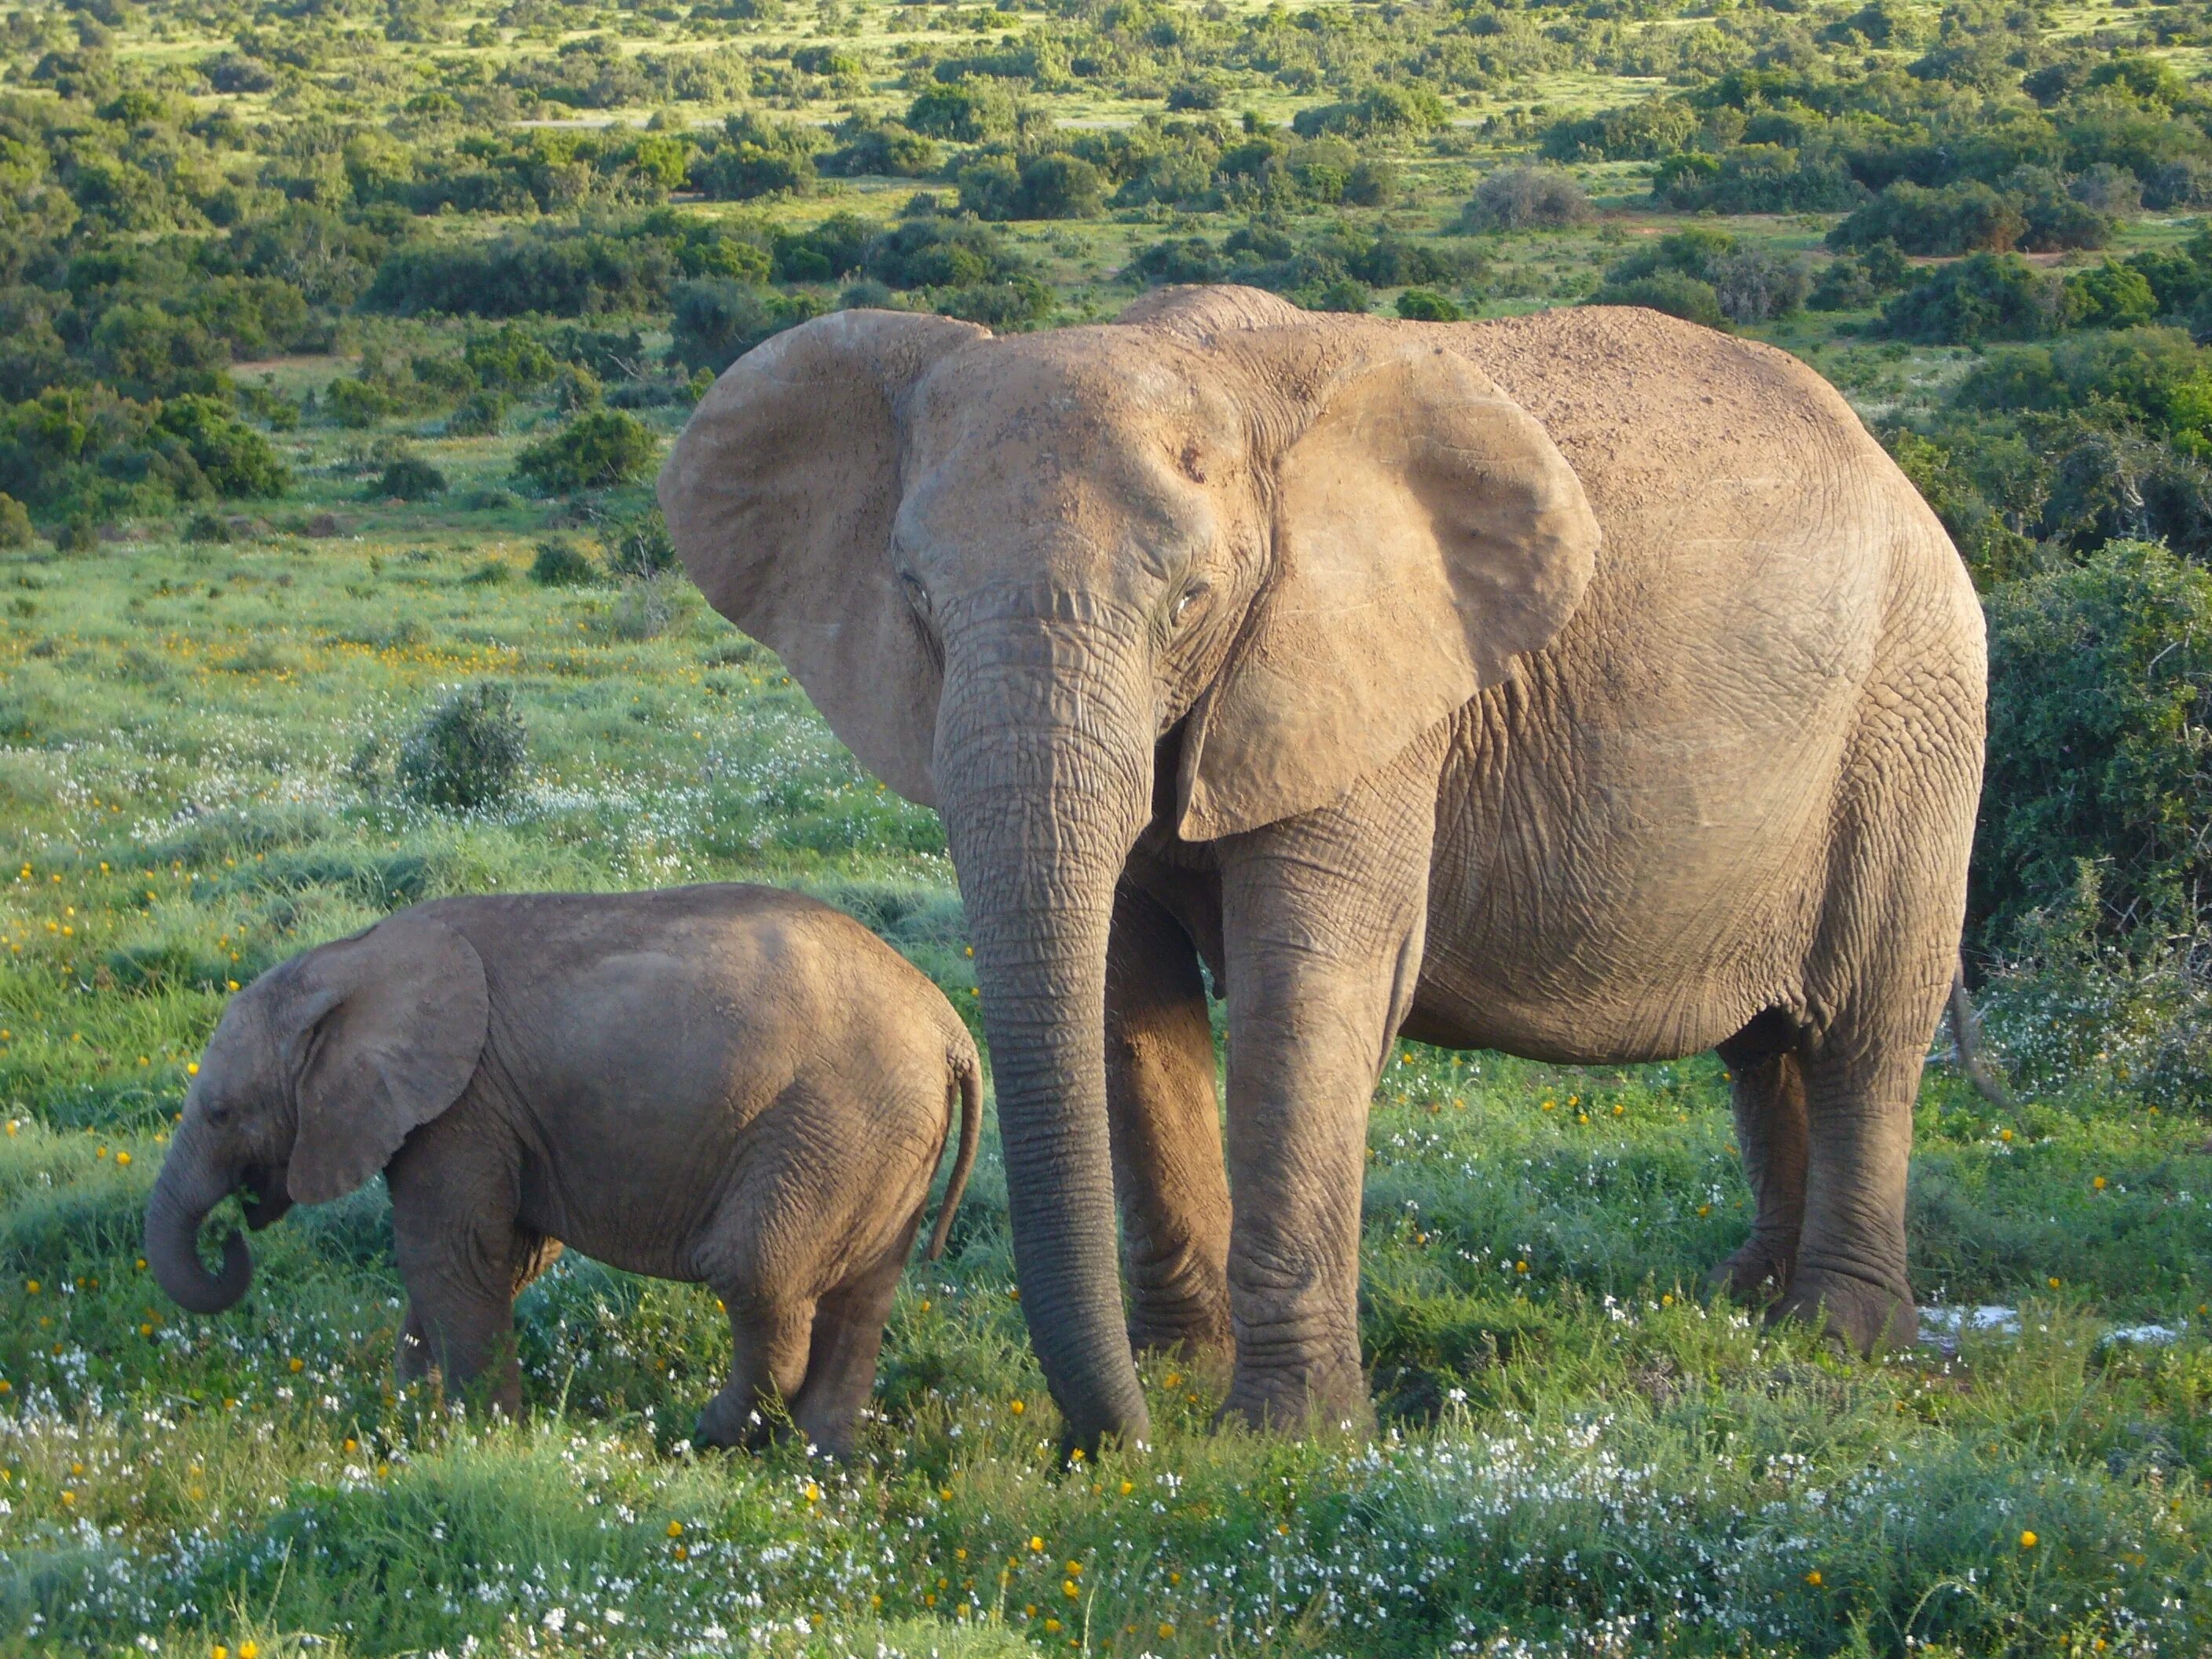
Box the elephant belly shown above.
[1405,651,1854,1065]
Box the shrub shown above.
[1829,181,2025,257]
[668,280,819,376]
[1587,229,1787,324]
[551,365,604,412]
[1809,241,1913,311]
[1463,167,1595,232]
[1654,145,1863,214]
[513,409,659,494]
[153,397,291,498]
[1131,236,1227,286]
[1977,540,2212,953]
[397,681,528,811]
[183,511,231,544]
[447,390,506,437]
[1705,247,1811,324]
[690,113,819,201]
[1588,271,1723,328]
[465,324,559,393]
[373,457,449,501]
[906,82,1015,142]
[605,577,677,640]
[602,507,677,579]
[0,494,31,550]
[529,537,600,586]
[55,517,100,555]
[2065,262,2159,330]
[1396,288,1463,322]
[1876,253,2076,345]
[1311,278,1371,314]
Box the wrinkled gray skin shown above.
[658,287,1987,1452]
[145,885,980,1454]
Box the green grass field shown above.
[0,498,2209,1657]
[7,0,2212,1649]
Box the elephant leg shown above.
[787,1221,916,1457]
[395,1302,431,1389]
[1105,881,1232,1360]
[696,1283,814,1449]
[1774,1019,1928,1354]
[386,1129,529,1415]
[1214,738,1440,1432]
[1706,1014,1810,1304]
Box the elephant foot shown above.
[1771,1268,1917,1356]
[1218,1351,1372,1437]
[1704,1233,1797,1306]
[694,1387,774,1451]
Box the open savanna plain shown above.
[11,0,2212,1650]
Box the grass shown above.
[0,504,2207,1657]
[7,0,2212,1649]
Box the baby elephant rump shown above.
[144,884,981,1455]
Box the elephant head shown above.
[658,288,1600,1447]
[145,913,488,1314]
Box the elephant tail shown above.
[926,1045,983,1262]
[1950,956,2015,1111]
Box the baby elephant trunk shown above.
[145,1121,253,1315]
[926,1047,983,1262]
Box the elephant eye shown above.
[1171,580,1207,627]
[898,569,931,614]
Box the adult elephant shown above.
[659,286,1985,1451]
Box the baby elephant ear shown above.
[1177,331,1599,840]
[285,913,489,1205]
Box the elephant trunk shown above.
[936,617,1155,1454]
[145,1116,252,1315]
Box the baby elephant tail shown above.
[926,1046,983,1262]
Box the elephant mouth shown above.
[240,1163,292,1231]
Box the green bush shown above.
[0,493,31,550]
[1588,271,1723,328]
[1829,181,2026,257]
[1396,288,1463,322]
[183,510,231,544]
[602,507,676,579]
[397,681,528,811]
[1977,540,2212,952]
[513,409,659,495]
[529,537,600,587]
[2064,261,2159,330]
[447,390,507,437]
[1876,253,2075,345]
[374,457,449,501]
[1461,166,1592,232]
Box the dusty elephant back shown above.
[417,884,970,1129]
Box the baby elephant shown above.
[144,884,980,1454]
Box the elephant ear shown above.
[658,309,991,807]
[284,914,489,1205]
[1177,331,1600,840]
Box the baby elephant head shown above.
[144,913,489,1314]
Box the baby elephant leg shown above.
[387,1135,535,1416]
[788,1221,918,1457]
[695,1287,814,1450]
